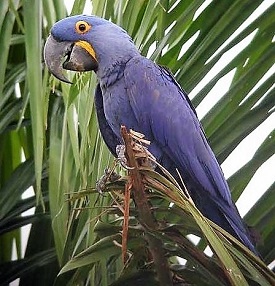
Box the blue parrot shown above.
[44,15,257,254]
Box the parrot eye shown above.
[75,21,91,34]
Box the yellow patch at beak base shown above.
[75,41,97,62]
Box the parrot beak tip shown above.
[44,35,98,84]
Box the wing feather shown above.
[123,56,256,253]
[124,57,230,203]
[95,84,120,156]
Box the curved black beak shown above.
[44,35,98,84]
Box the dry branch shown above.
[120,125,173,286]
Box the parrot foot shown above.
[116,145,134,170]
[96,168,121,194]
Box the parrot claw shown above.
[96,168,121,194]
[116,145,135,170]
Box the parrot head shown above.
[44,15,139,83]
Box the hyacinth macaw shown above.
[44,15,257,254]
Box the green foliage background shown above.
[0,0,274,285]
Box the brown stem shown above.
[122,181,131,264]
[120,126,173,286]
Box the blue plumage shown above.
[45,15,257,255]
[99,55,257,253]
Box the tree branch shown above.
[120,126,173,286]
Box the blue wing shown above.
[96,56,256,253]
[124,57,229,201]
[122,57,256,253]
[95,84,120,156]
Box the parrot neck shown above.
[88,22,140,87]
[96,50,140,88]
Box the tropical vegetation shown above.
[0,0,274,285]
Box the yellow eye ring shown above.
[75,21,91,34]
